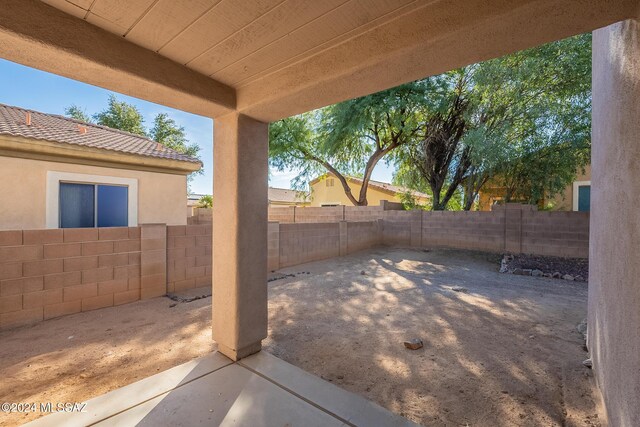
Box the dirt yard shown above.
[0,248,600,427]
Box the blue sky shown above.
[0,58,394,194]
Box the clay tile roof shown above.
[268,187,309,203]
[0,103,201,165]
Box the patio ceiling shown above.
[0,0,638,121]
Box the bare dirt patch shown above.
[0,295,214,426]
[265,248,600,427]
[0,248,600,427]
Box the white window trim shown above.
[572,180,591,211]
[46,171,138,228]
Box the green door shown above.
[578,185,591,212]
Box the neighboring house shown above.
[308,173,430,207]
[0,104,201,230]
[268,187,310,207]
[478,164,591,212]
[549,165,591,211]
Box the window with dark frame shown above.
[59,182,128,228]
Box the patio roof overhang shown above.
[2,1,640,425]
[0,0,637,121]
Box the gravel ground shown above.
[503,253,589,280]
[0,248,600,427]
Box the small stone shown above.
[513,268,525,275]
[583,358,593,369]
[563,274,575,281]
[404,338,423,350]
[529,335,535,339]
[522,269,532,275]
[360,270,366,275]
[337,375,344,379]
[577,318,588,340]
[552,272,562,279]
[423,249,431,253]
[575,275,584,282]
[169,303,177,308]
[543,273,553,278]
[451,286,468,293]
[531,269,543,277]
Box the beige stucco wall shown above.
[0,156,188,230]
[589,20,640,427]
[309,177,428,207]
[549,165,592,211]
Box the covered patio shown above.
[1,1,639,425]
[24,351,417,426]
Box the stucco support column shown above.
[589,20,640,426]
[212,112,268,361]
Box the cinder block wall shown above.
[268,222,280,271]
[421,211,505,252]
[278,223,341,268]
[0,227,141,330]
[166,224,212,292]
[521,210,589,258]
[267,220,383,270]
[346,220,382,253]
[268,207,295,223]
[268,200,403,223]
[292,206,345,223]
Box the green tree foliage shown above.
[92,94,147,136]
[150,113,203,182]
[197,195,213,208]
[65,95,203,186]
[395,33,591,210]
[64,105,92,123]
[269,83,428,206]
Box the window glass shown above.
[59,183,95,228]
[97,185,128,227]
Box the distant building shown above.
[478,165,591,212]
[308,173,430,207]
[268,187,310,207]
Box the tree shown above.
[395,33,591,210]
[150,113,203,183]
[269,82,427,206]
[197,195,213,208]
[149,113,201,159]
[64,105,92,123]
[93,94,147,136]
[65,95,204,186]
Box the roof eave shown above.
[0,134,201,175]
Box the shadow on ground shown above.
[0,247,598,427]
[264,248,599,427]
[0,292,214,426]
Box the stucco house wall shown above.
[0,156,188,230]
[478,164,592,212]
[548,165,591,211]
[309,175,429,207]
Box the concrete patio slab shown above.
[25,351,418,427]
[240,351,415,427]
